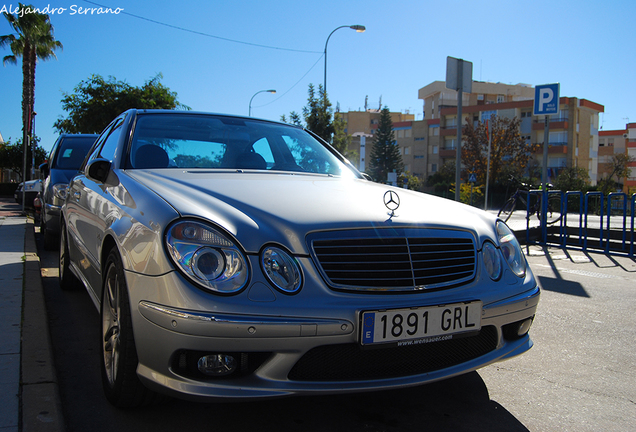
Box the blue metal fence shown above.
[527,190,635,258]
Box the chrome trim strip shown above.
[138,301,354,338]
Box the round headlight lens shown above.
[482,241,502,280]
[496,221,526,278]
[192,247,225,280]
[261,246,302,293]
[52,183,68,201]
[166,220,248,294]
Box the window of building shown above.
[432,145,438,154]
[428,126,439,137]
[481,110,497,123]
[608,138,614,147]
[404,147,410,155]
[430,163,438,173]
[414,155,424,159]
[443,138,457,150]
[477,94,484,101]
[497,95,505,103]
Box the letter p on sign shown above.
[534,83,560,116]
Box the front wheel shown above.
[497,198,516,222]
[100,248,158,408]
[59,224,81,291]
[543,195,563,225]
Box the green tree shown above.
[462,115,540,186]
[367,107,403,183]
[598,153,635,194]
[398,171,422,191]
[1,3,62,180]
[280,111,302,127]
[331,112,359,162]
[0,138,47,181]
[426,160,456,195]
[553,166,590,192]
[282,84,334,143]
[54,74,188,134]
[302,84,333,143]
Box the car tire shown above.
[42,217,58,251]
[59,223,81,291]
[100,248,159,408]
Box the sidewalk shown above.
[0,197,64,432]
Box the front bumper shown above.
[43,203,62,233]
[125,265,540,401]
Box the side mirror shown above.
[86,159,112,184]
[39,162,50,179]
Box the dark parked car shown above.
[61,109,540,407]
[39,134,98,249]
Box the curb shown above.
[21,218,66,432]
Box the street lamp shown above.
[249,89,276,116]
[324,25,365,96]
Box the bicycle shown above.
[498,177,562,225]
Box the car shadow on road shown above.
[122,372,529,432]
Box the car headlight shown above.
[496,221,526,278]
[482,241,502,280]
[52,183,68,201]
[165,220,249,294]
[261,246,302,294]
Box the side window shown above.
[98,117,124,161]
[83,116,125,170]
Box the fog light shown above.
[197,354,237,376]
[517,318,533,336]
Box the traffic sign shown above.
[534,83,560,116]
[468,173,477,183]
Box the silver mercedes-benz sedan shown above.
[60,109,540,408]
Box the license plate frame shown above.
[360,301,482,346]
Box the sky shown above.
[1,0,635,153]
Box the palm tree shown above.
[1,3,62,177]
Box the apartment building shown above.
[614,123,636,194]
[417,81,604,185]
[340,109,414,172]
[341,82,606,189]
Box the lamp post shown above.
[324,25,365,96]
[249,89,276,116]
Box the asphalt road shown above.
[35,226,636,432]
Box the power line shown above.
[253,54,325,110]
[82,0,322,54]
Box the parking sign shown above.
[534,83,560,116]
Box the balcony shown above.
[533,118,569,130]
[440,148,457,158]
[532,143,568,154]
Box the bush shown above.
[0,183,19,197]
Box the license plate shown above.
[360,301,482,346]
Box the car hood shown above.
[127,170,497,254]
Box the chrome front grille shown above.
[309,229,476,292]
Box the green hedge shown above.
[0,183,19,197]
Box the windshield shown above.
[128,114,358,178]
